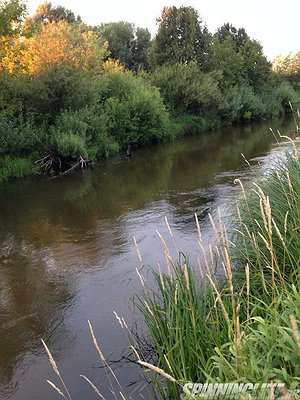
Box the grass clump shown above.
[134,134,300,399]
[0,156,35,181]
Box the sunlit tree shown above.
[24,2,81,34]
[1,20,109,74]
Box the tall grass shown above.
[134,134,300,398]
[0,156,35,181]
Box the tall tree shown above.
[33,2,80,24]
[149,6,211,70]
[212,23,271,91]
[97,21,134,69]
[215,23,248,49]
[96,22,151,71]
[131,27,151,71]
[24,2,81,33]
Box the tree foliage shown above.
[151,62,223,114]
[0,0,26,36]
[96,22,151,71]
[149,6,211,70]
[0,1,298,182]
[212,23,271,91]
[0,20,109,74]
[25,1,81,31]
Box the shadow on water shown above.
[0,116,296,399]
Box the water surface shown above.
[0,117,295,399]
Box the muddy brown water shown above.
[0,117,295,399]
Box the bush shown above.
[0,110,46,156]
[51,131,87,158]
[150,62,224,115]
[99,71,171,147]
[273,81,300,112]
[224,84,264,121]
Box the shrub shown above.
[225,84,264,121]
[0,110,46,156]
[274,81,300,111]
[51,131,87,158]
[150,62,224,115]
[99,71,171,147]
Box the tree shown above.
[212,23,271,91]
[97,21,134,69]
[96,22,151,71]
[215,23,248,49]
[242,37,271,91]
[211,36,245,87]
[273,51,300,88]
[149,6,211,70]
[131,27,151,71]
[1,20,109,75]
[26,2,81,26]
[0,0,26,36]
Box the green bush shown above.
[151,62,224,114]
[224,84,265,121]
[99,71,171,147]
[274,81,300,111]
[0,110,46,156]
[51,108,119,159]
[51,131,87,158]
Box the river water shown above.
[0,117,295,399]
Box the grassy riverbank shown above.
[135,131,300,399]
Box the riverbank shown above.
[135,127,300,398]
[0,100,298,184]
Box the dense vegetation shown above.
[0,1,299,181]
[135,130,300,399]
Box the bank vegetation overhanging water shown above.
[1,1,300,182]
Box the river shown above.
[0,117,295,399]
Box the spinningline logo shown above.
[181,382,300,399]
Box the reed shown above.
[134,135,300,399]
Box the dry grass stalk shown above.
[80,375,105,399]
[290,315,300,354]
[156,229,172,276]
[206,274,230,329]
[195,213,202,243]
[47,380,69,400]
[136,267,145,287]
[133,236,143,264]
[137,360,177,383]
[42,340,72,400]
[88,320,123,398]
[165,216,179,254]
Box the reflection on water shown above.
[0,117,295,399]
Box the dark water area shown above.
[0,117,296,399]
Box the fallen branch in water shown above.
[35,152,92,179]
